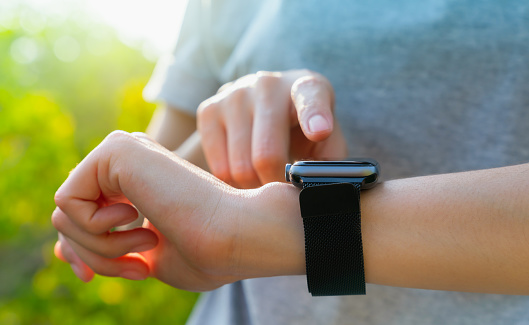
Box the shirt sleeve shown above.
[143,0,221,115]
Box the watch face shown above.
[285,159,380,189]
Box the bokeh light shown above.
[9,37,40,64]
[0,0,199,324]
[53,36,81,62]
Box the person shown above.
[53,0,529,324]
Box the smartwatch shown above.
[285,159,380,296]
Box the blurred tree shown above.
[0,4,197,325]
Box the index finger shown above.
[291,74,335,142]
[54,131,131,233]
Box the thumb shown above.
[290,74,335,142]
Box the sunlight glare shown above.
[2,0,187,58]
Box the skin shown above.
[146,104,208,171]
[53,131,305,290]
[89,69,346,235]
[53,69,345,282]
[52,69,529,295]
[197,70,347,188]
[52,131,529,295]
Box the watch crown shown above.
[285,164,292,182]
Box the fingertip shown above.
[291,74,335,141]
[82,271,95,283]
[119,253,150,280]
[71,262,95,283]
[91,203,139,233]
[307,114,332,134]
[54,241,67,263]
[303,114,333,142]
[59,236,95,282]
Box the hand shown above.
[197,69,348,189]
[52,131,305,291]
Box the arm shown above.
[229,162,529,295]
[52,132,529,294]
[146,104,195,151]
[146,104,208,171]
[361,166,529,295]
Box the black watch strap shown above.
[299,182,366,296]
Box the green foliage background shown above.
[0,5,198,325]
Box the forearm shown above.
[146,104,208,170]
[146,104,196,150]
[250,163,529,294]
[173,131,208,171]
[54,132,529,294]
[363,163,529,294]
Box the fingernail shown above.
[120,270,148,281]
[130,242,156,253]
[308,114,330,133]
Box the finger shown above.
[53,207,158,259]
[291,74,335,142]
[312,121,349,159]
[54,133,131,236]
[56,233,95,282]
[88,203,140,232]
[54,240,67,262]
[197,101,232,184]
[53,204,139,236]
[217,81,234,94]
[225,100,261,189]
[66,236,150,281]
[251,74,292,184]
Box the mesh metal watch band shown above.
[299,182,366,296]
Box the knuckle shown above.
[101,130,136,155]
[54,191,66,210]
[130,131,149,139]
[292,74,323,91]
[255,71,281,89]
[235,73,258,87]
[224,87,247,104]
[197,101,218,121]
[199,90,250,131]
[105,130,132,143]
[291,71,333,96]
[51,209,66,232]
[216,81,233,94]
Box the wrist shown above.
[233,182,305,279]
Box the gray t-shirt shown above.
[145,0,529,324]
